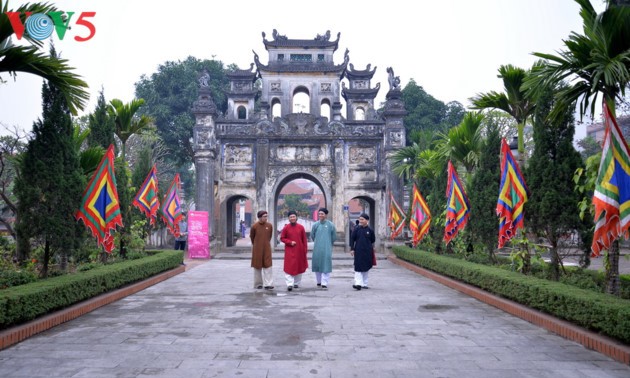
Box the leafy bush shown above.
[0,269,37,289]
[0,250,183,329]
[393,246,630,344]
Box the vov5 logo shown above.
[4,11,96,42]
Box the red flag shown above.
[132,165,160,225]
[388,192,406,240]
[409,184,431,246]
[591,102,630,256]
[444,161,470,244]
[497,138,530,248]
[75,145,123,253]
[159,174,183,237]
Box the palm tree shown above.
[108,98,153,162]
[470,64,535,160]
[435,112,485,174]
[0,0,89,114]
[525,0,630,295]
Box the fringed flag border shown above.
[444,160,470,244]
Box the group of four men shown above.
[250,207,375,291]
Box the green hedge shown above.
[0,250,183,329]
[393,246,630,345]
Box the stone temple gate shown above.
[191,30,406,251]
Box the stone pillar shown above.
[255,139,269,216]
[381,88,407,239]
[332,139,345,244]
[332,102,343,121]
[192,73,218,238]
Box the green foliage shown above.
[576,135,602,160]
[108,98,154,162]
[114,157,132,257]
[0,258,37,289]
[87,88,115,149]
[526,84,591,279]
[467,121,501,259]
[435,112,485,173]
[393,246,630,344]
[0,250,183,329]
[527,0,630,120]
[401,79,464,145]
[14,46,85,274]
[135,56,231,168]
[279,194,311,219]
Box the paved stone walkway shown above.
[0,257,629,377]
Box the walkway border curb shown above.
[388,255,630,366]
[0,265,185,351]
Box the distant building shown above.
[586,115,630,142]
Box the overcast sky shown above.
[1,0,606,139]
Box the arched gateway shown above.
[192,30,407,251]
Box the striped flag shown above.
[132,165,160,225]
[388,192,406,240]
[75,145,123,253]
[497,138,530,248]
[160,173,184,237]
[409,183,431,246]
[591,102,630,256]
[444,161,470,244]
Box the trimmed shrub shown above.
[393,246,630,344]
[0,250,182,329]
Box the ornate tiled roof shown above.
[341,82,381,100]
[253,49,349,75]
[346,63,377,79]
[262,29,340,52]
[226,64,257,79]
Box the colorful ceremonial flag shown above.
[75,145,123,253]
[591,102,630,256]
[409,183,431,246]
[388,192,406,240]
[444,160,470,244]
[132,165,160,225]
[496,138,530,249]
[160,173,184,237]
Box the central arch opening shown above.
[275,175,326,242]
[292,87,310,114]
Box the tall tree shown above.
[468,121,501,262]
[107,98,153,257]
[526,0,630,294]
[0,131,26,246]
[134,56,231,168]
[0,1,89,114]
[88,88,115,149]
[108,98,153,162]
[526,85,586,281]
[471,64,536,160]
[435,112,485,173]
[14,46,85,274]
[401,79,465,145]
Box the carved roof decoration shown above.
[262,29,340,52]
[341,83,381,101]
[226,63,258,79]
[253,49,349,76]
[346,63,377,80]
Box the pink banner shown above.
[187,211,210,259]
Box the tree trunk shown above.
[605,240,620,295]
[15,214,30,264]
[119,237,126,259]
[41,239,50,278]
[60,251,67,271]
[550,246,560,281]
